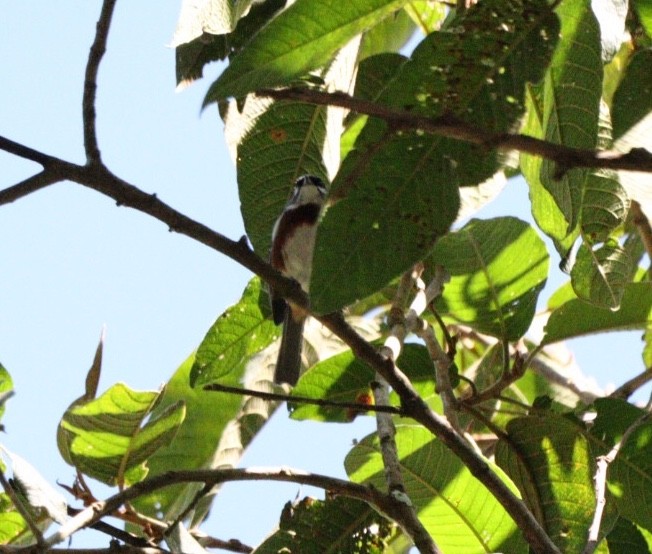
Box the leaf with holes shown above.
[346,425,526,553]
[428,217,549,341]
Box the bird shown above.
[269,175,327,385]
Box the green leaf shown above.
[429,217,549,341]
[204,0,409,102]
[133,352,277,526]
[591,398,652,533]
[633,0,652,37]
[57,384,185,486]
[290,343,437,422]
[190,277,278,387]
[404,0,446,34]
[385,0,559,129]
[311,0,557,313]
[0,494,29,544]
[607,518,652,554]
[496,414,616,552]
[233,99,330,256]
[570,241,633,309]
[311,136,461,313]
[542,282,652,344]
[580,169,629,242]
[346,425,526,554]
[521,0,602,250]
[612,49,652,140]
[256,496,395,553]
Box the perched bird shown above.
[269,175,327,385]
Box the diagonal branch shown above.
[317,312,561,554]
[260,88,652,175]
[83,0,117,164]
[0,139,558,553]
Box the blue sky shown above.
[0,1,647,549]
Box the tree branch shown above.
[83,0,117,164]
[316,312,561,554]
[44,468,423,550]
[260,88,652,175]
[375,266,441,554]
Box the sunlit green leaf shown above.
[0,494,29,545]
[204,0,409,102]
[358,8,415,60]
[290,343,437,422]
[496,414,617,552]
[58,384,185,486]
[175,0,287,87]
[521,0,602,252]
[133,352,276,526]
[191,277,278,387]
[429,217,549,340]
[542,282,652,344]
[346,425,526,553]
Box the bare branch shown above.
[44,467,421,549]
[83,0,117,164]
[260,88,652,175]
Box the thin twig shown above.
[83,0,117,164]
[260,88,652,174]
[203,382,402,414]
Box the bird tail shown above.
[274,313,305,386]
